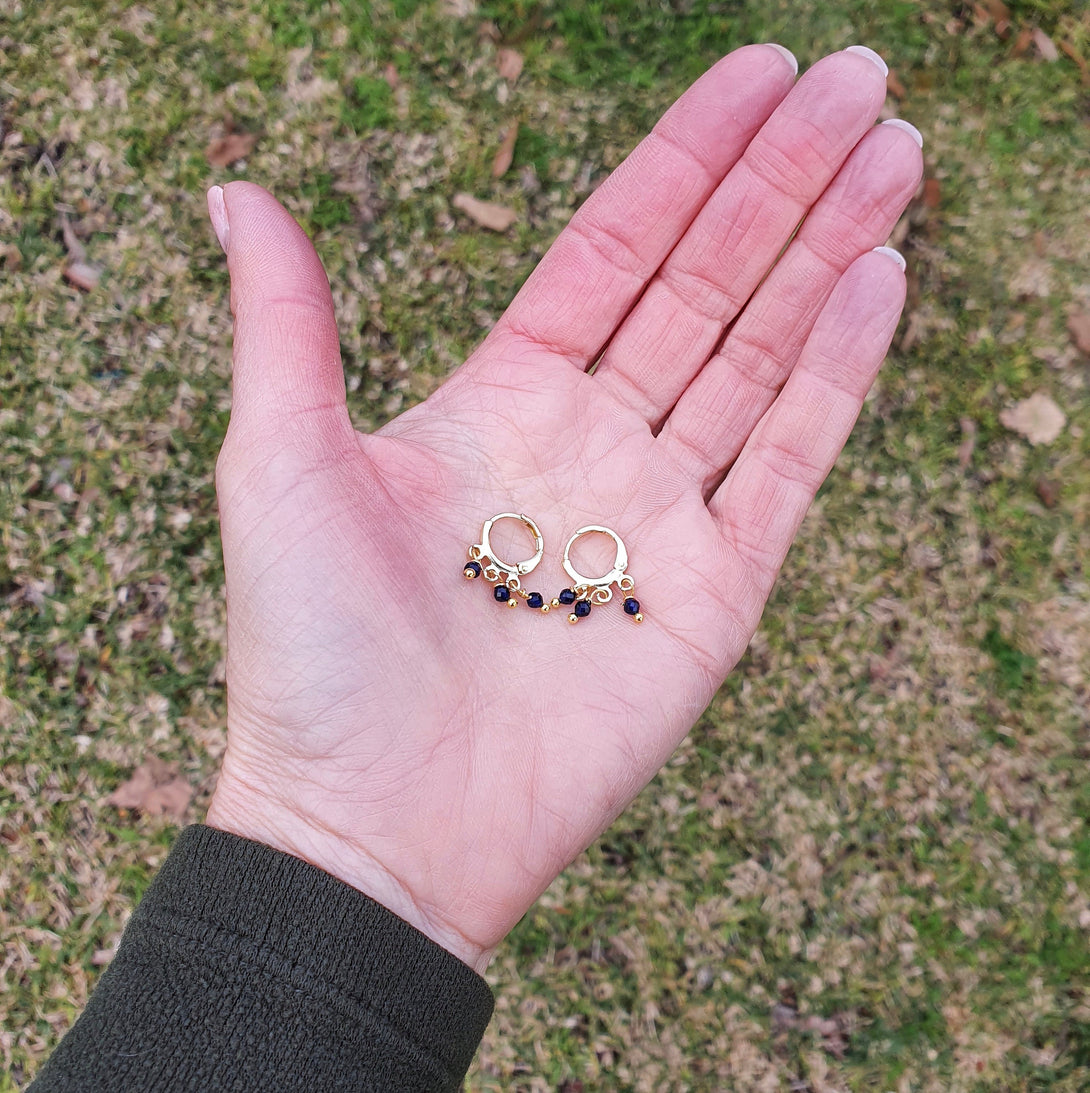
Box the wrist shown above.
[205,778,494,975]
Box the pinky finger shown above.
[709,248,906,595]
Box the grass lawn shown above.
[2,1,1089,1089]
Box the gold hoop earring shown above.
[464,512,549,611]
[552,525,643,625]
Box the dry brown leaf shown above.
[452,192,517,231]
[1012,25,1034,56]
[999,391,1066,445]
[61,216,102,290]
[0,242,21,270]
[982,0,1011,35]
[382,62,400,89]
[497,48,524,83]
[1067,310,1090,354]
[1059,39,1090,85]
[886,69,906,99]
[64,261,102,291]
[106,757,193,820]
[1036,478,1060,508]
[492,123,519,178]
[60,214,86,263]
[205,132,256,168]
[1032,27,1059,62]
[923,177,941,209]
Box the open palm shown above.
[205,45,923,971]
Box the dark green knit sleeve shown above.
[27,825,494,1092]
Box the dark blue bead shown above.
[464,561,482,578]
[558,588,577,605]
[493,585,510,602]
[527,592,544,610]
[623,597,641,615]
[574,600,591,618]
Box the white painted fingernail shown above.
[873,246,906,272]
[882,118,924,148]
[845,45,889,76]
[207,185,230,255]
[765,43,799,76]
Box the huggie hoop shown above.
[481,513,544,576]
[464,513,550,611]
[563,525,628,591]
[554,525,644,625]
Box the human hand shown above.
[204,44,923,973]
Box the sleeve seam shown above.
[136,908,465,1080]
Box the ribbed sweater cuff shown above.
[155,825,495,1074]
[29,824,494,1092]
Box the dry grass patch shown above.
[3,1,1089,1090]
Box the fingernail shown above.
[765,43,799,76]
[845,45,889,76]
[873,246,906,272]
[882,118,924,148]
[207,185,230,255]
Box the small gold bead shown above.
[634,613,644,624]
[568,613,578,624]
[507,598,518,608]
[541,603,550,613]
[551,598,560,608]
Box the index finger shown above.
[485,44,799,367]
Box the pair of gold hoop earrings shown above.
[463,512,643,625]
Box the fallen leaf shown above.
[382,62,400,88]
[1059,39,1090,85]
[1012,25,1034,56]
[1032,27,1059,62]
[1036,478,1060,508]
[923,177,941,208]
[492,122,519,178]
[64,261,101,291]
[60,213,102,290]
[497,47,524,83]
[986,0,1011,36]
[0,242,21,270]
[60,214,86,262]
[106,757,193,821]
[441,0,475,16]
[886,68,906,99]
[452,192,517,231]
[999,391,1065,445]
[205,132,256,168]
[1067,310,1090,354]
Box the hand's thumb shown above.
[208,181,351,445]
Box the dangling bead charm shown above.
[554,526,644,625]
[464,513,548,612]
